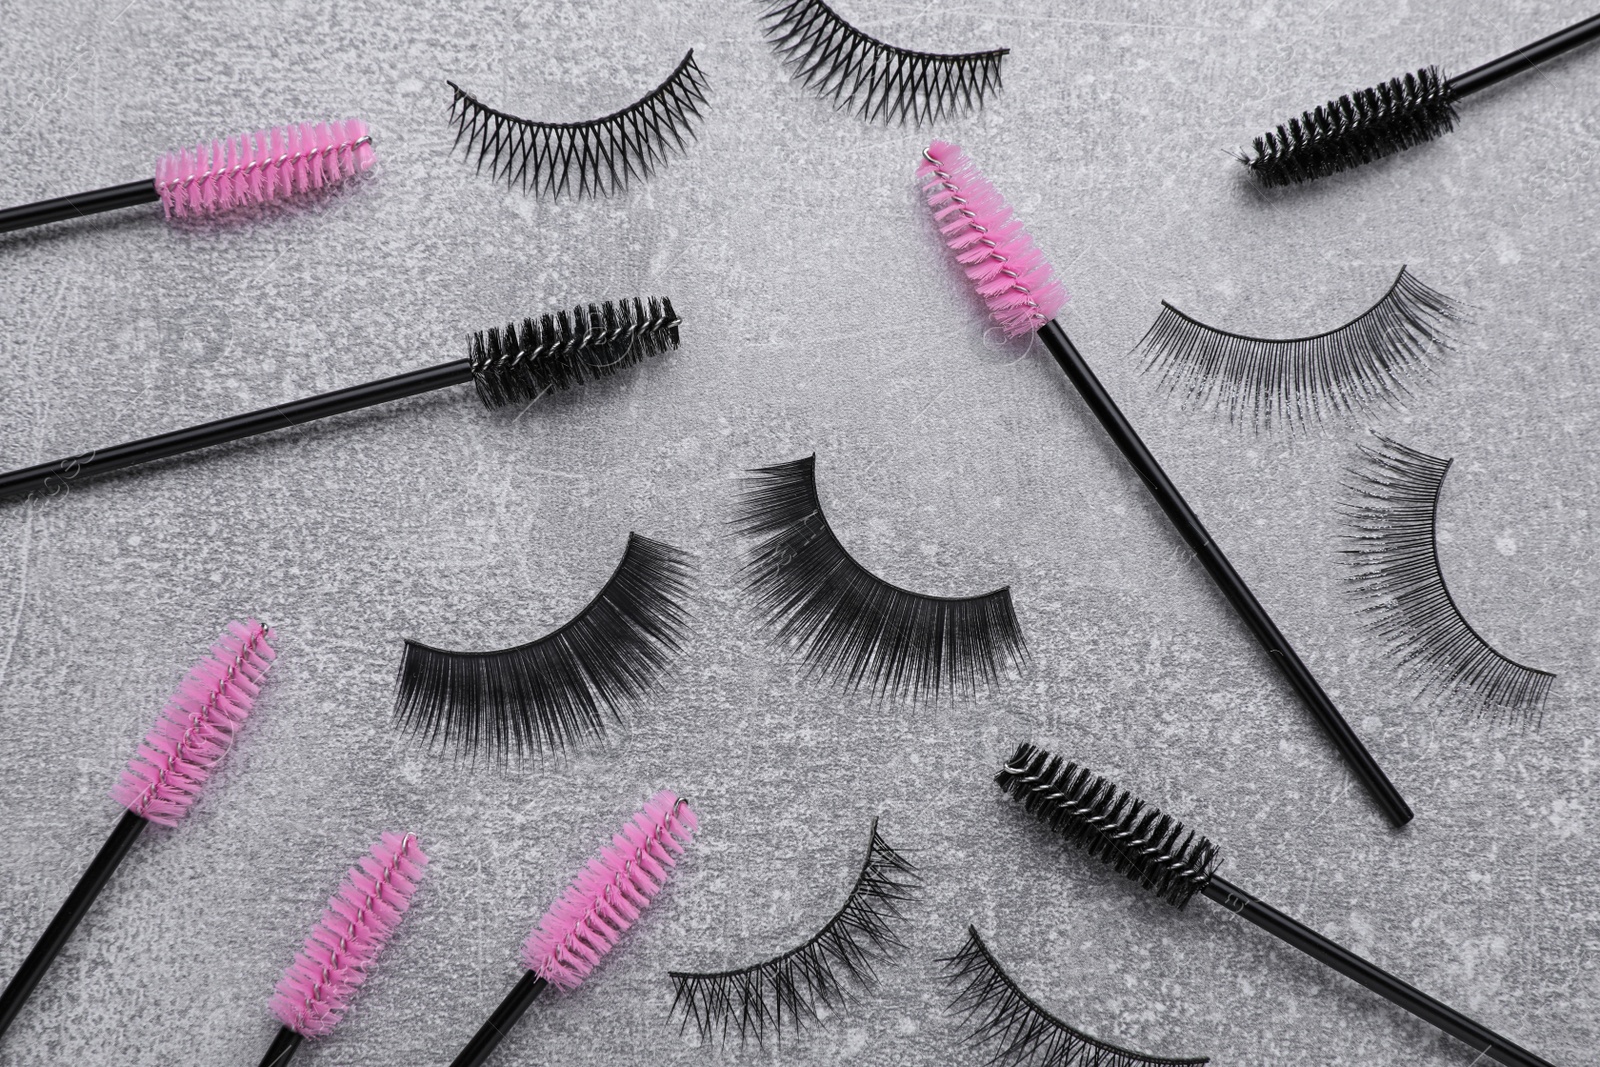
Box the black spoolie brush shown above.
[0,297,679,502]
[916,142,1411,828]
[995,742,1556,1067]
[1240,14,1600,186]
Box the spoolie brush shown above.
[0,119,374,235]
[0,297,680,503]
[996,742,1555,1067]
[257,833,430,1067]
[915,141,1411,828]
[1240,14,1600,186]
[447,790,697,1067]
[0,620,276,1043]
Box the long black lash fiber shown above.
[1135,266,1459,431]
[1339,434,1555,723]
[394,532,695,762]
[668,818,919,1045]
[757,0,1007,124]
[941,925,1209,1067]
[731,454,1027,701]
[447,49,709,198]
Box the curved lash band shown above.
[1135,266,1459,430]
[447,49,709,198]
[733,454,1027,700]
[668,818,919,1045]
[758,0,1007,125]
[1339,435,1555,722]
[942,926,1210,1067]
[394,533,695,761]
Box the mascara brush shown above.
[448,790,696,1067]
[995,742,1555,1067]
[0,620,275,1042]
[915,141,1412,828]
[258,833,429,1067]
[0,297,680,502]
[0,119,374,235]
[1241,14,1600,186]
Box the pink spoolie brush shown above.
[0,120,374,236]
[448,791,698,1067]
[0,620,275,1042]
[915,141,1412,828]
[258,833,430,1067]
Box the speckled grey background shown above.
[0,0,1595,1064]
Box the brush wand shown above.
[257,1027,302,1067]
[0,120,374,235]
[1200,875,1550,1067]
[0,811,146,1038]
[997,743,1556,1067]
[0,621,274,1043]
[1447,13,1600,98]
[1036,321,1408,827]
[444,792,696,1067]
[1241,14,1600,186]
[918,142,1411,827]
[0,181,160,233]
[0,297,680,502]
[449,973,548,1067]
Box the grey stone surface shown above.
[0,0,1596,1064]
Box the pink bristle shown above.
[270,833,429,1039]
[916,140,1068,338]
[109,619,276,827]
[153,118,375,220]
[521,791,698,992]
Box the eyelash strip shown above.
[393,533,695,761]
[758,0,1007,124]
[732,454,1027,701]
[447,49,709,198]
[1339,435,1555,722]
[668,818,919,1045]
[942,926,1209,1067]
[1135,267,1459,430]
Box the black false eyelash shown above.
[393,533,695,762]
[1339,435,1555,723]
[732,454,1027,701]
[942,926,1210,1067]
[668,818,919,1045]
[1135,267,1459,430]
[758,0,1007,124]
[446,49,709,198]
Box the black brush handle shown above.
[449,971,548,1067]
[0,179,161,235]
[1203,875,1553,1067]
[0,359,475,502]
[1450,13,1600,98]
[0,810,147,1039]
[256,1025,304,1067]
[1036,320,1412,827]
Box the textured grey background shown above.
[0,0,1596,1064]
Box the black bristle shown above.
[468,296,680,409]
[995,742,1219,908]
[1243,66,1459,187]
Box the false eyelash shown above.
[941,925,1210,1067]
[1339,435,1555,723]
[1134,267,1459,431]
[757,0,1007,125]
[446,49,709,198]
[668,818,919,1046]
[393,533,695,762]
[731,454,1027,701]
